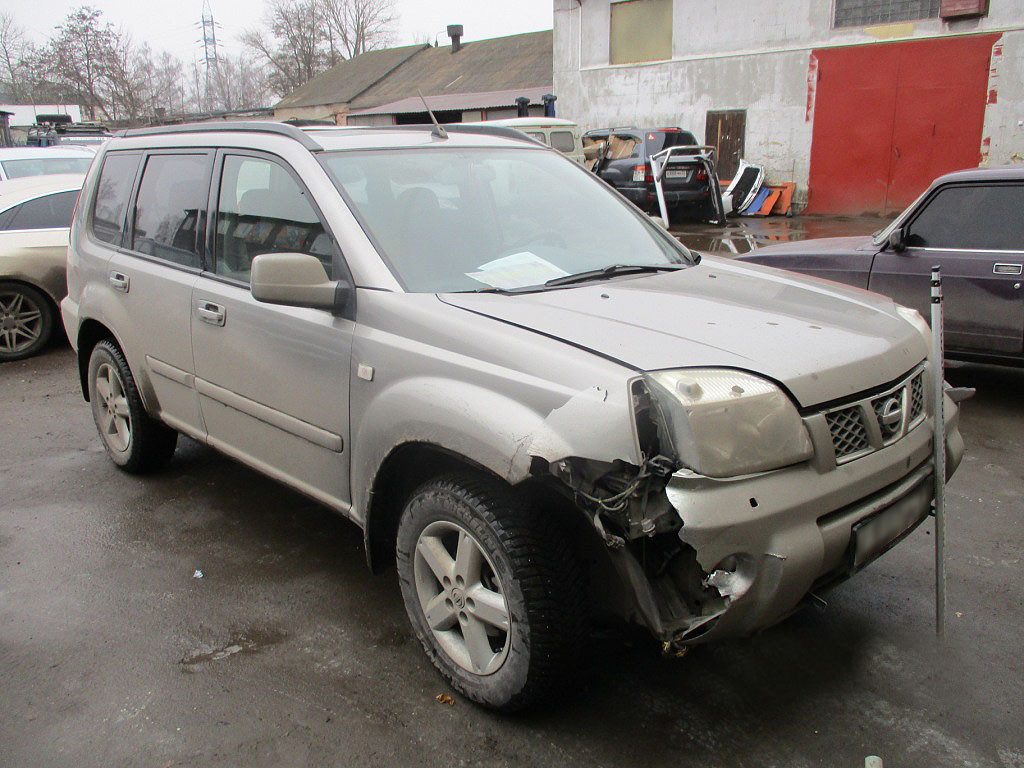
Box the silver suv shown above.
[62,122,964,711]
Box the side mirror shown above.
[887,227,906,252]
[251,252,351,316]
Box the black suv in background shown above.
[584,127,714,220]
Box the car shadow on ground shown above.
[118,433,878,737]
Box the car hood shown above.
[744,235,877,257]
[439,257,927,407]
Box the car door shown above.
[191,150,354,511]
[869,182,1024,356]
[101,150,211,436]
[0,189,78,301]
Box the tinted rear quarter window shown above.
[131,154,209,268]
[92,153,142,246]
[907,184,1024,251]
[0,190,78,230]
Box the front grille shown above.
[826,406,870,458]
[909,373,925,421]
[872,392,904,441]
[822,366,927,465]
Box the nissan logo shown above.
[880,396,903,429]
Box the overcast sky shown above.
[17,1,554,62]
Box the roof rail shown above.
[304,122,545,146]
[117,121,323,151]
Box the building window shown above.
[834,0,940,27]
[610,0,672,65]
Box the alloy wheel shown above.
[413,520,511,675]
[94,362,132,453]
[0,289,44,356]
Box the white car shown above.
[0,147,95,181]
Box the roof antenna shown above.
[417,88,448,140]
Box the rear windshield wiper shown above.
[543,263,689,288]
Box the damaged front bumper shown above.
[607,392,964,648]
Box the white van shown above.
[477,117,586,164]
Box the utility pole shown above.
[195,0,220,112]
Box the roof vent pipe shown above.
[447,24,463,53]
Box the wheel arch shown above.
[75,318,123,401]
[362,440,617,608]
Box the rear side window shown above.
[525,132,547,144]
[907,184,1024,251]
[214,154,335,282]
[0,190,78,230]
[92,153,141,246]
[645,131,698,154]
[550,131,576,153]
[131,154,210,268]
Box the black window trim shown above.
[0,188,80,232]
[903,180,1024,255]
[203,147,353,291]
[122,148,215,274]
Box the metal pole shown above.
[930,265,946,637]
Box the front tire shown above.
[396,473,585,711]
[0,282,53,362]
[87,340,177,473]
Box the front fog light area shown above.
[642,368,813,478]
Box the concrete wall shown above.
[554,0,1024,204]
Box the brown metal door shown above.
[705,110,745,181]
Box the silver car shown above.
[62,122,963,711]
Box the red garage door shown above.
[806,34,998,215]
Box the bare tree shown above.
[47,6,117,120]
[105,32,152,121]
[210,54,271,112]
[0,12,30,101]
[321,0,396,59]
[241,0,329,96]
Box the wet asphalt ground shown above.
[2,216,1023,767]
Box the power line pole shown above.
[195,0,220,112]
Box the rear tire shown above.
[0,282,53,362]
[396,472,585,711]
[87,339,177,473]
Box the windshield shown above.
[1,156,93,179]
[320,147,692,293]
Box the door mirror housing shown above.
[887,227,907,252]
[250,252,352,316]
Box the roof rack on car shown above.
[117,121,323,151]
[303,122,543,146]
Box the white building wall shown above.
[555,0,1024,201]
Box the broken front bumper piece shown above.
[614,398,964,648]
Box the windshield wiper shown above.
[543,263,689,288]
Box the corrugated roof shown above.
[346,87,551,117]
[275,43,428,110]
[348,30,552,110]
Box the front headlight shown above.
[643,368,813,478]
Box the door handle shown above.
[196,301,225,326]
[993,263,1023,276]
[109,271,129,292]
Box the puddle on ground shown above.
[671,214,888,255]
[179,627,287,667]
